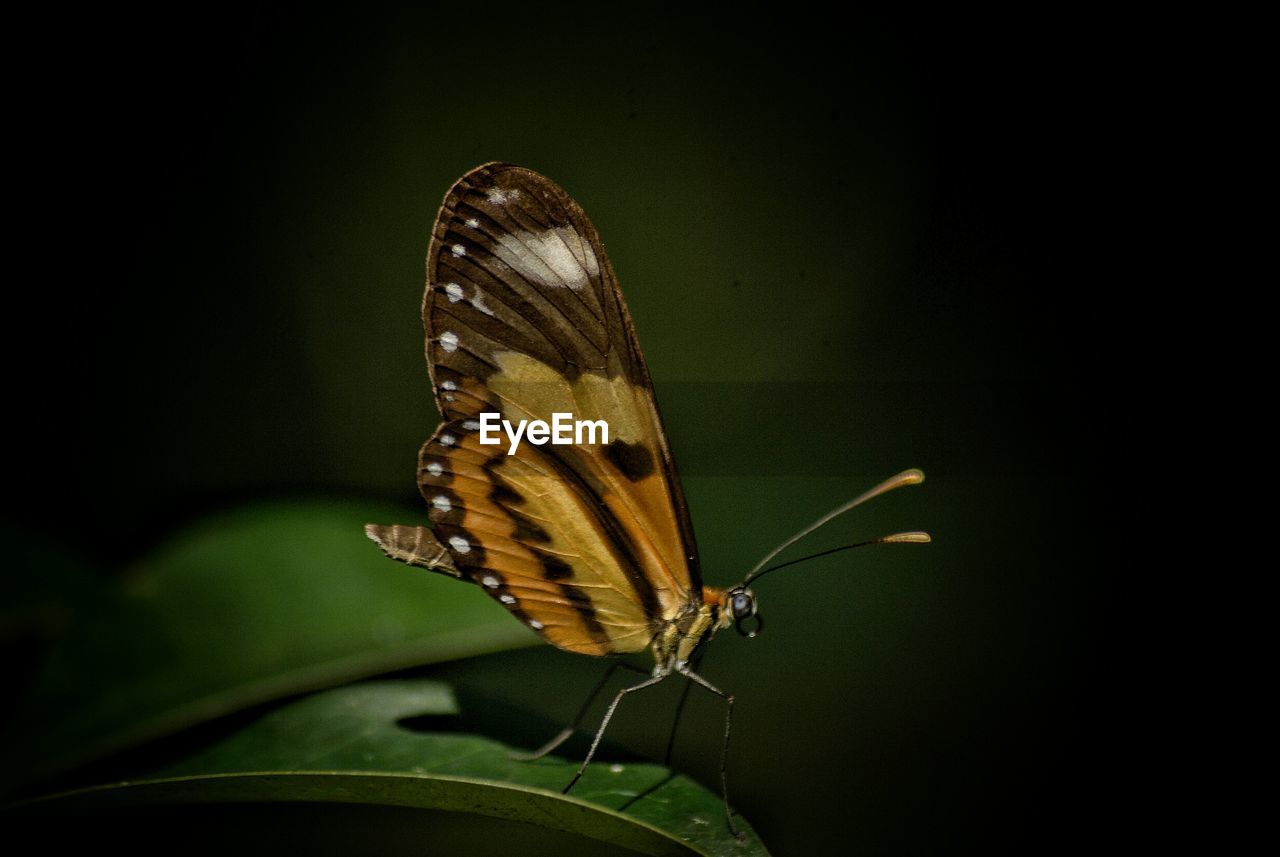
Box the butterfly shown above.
[365,163,928,835]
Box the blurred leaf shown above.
[1,500,538,793]
[7,680,767,857]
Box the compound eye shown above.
[731,591,753,619]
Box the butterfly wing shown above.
[370,163,701,656]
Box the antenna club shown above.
[882,531,931,544]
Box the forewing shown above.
[419,164,701,646]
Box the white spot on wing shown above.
[499,594,516,605]
[439,331,458,352]
[439,433,456,447]
[465,217,479,228]
[487,186,521,204]
[448,535,471,554]
[482,575,499,588]
[493,228,594,291]
[444,282,464,302]
[451,243,466,257]
[431,495,451,512]
[440,380,457,391]
[556,225,600,279]
[426,462,444,476]
[529,619,544,630]
[462,419,481,431]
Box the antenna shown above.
[739,469,928,587]
[743,532,930,586]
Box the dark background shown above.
[9,4,1134,854]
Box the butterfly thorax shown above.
[650,586,734,671]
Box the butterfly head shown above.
[725,586,762,638]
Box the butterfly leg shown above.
[662,646,706,766]
[664,677,695,767]
[562,671,669,794]
[510,660,649,762]
[676,665,739,838]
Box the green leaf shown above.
[7,680,768,857]
[1,500,539,792]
